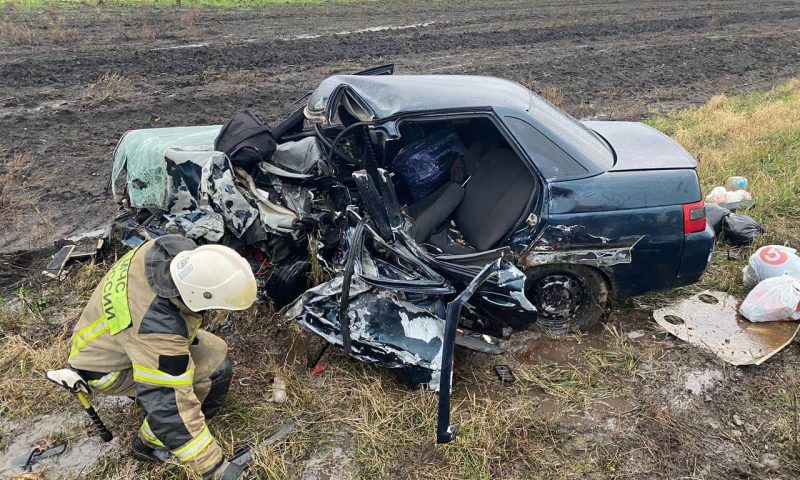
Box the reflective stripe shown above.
[102,247,139,335]
[139,419,165,448]
[132,364,194,387]
[172,426,213,461]
[68,316,109,360]
[88,371,120,391]
[68,246,141,360]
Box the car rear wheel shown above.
[525,264,608,334]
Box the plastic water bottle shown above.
[725,176,748,191]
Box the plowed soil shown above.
[1,0,799,253]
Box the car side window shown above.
[505,116,588,180]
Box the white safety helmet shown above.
[169,245,257,312]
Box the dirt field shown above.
[1,0,799,253]
[2,1,800,479]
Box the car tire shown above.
[266,257,311,307]
[524,264,608,334]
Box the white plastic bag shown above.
[739,274,800,322]
[705,186,728,204]
[742,245,800,289]
[705,186,753,209]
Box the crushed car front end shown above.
[108,67,715,444]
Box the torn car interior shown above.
[109,65,715,443]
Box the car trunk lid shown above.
[584,121,697,172]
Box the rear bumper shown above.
[674,224,716,287]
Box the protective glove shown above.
[203,459,246,480]
[45,368,90,393]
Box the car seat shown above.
[408,145,536,252]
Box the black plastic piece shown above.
[493,364,516,383]
[354,63,395,76]
[437,259,506,443]
[352,170,393,240]
[18,444,66,471]
[338,218,367,356]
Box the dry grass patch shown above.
[180,7,199,37]
[81,72,134,108]
[43,15,79,44]
[0,151,32,209]
[540,85,567,108]
[0,15,78,46]
[0,150,42,233]
[0,261,107,418]
[0,19,37,45]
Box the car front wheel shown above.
[525,264,608,334]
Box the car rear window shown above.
[505,117,588,180]
[526,94,615,172]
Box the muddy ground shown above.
[2,1,800,479]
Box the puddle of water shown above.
[514,330,606,367]
[151,43,208,51]
[280,22,438,41]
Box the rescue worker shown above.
[64,234,256,479]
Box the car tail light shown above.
[683,201,707,234]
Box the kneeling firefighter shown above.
[62,235,256,479]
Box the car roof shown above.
[307,74,534,120]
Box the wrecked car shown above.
[109,65,715,443]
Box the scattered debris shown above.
[11,444,66,473]
[705,175,754,211]
[493,364,516,384]
[625,330,645,340]
[721,213,763,246]
[42,245,74,280]
[739,274,800,323]
[231,418,302,468]
[42,228,108,280]
[269,376,288,403]
[743,245,800,289]
[654,291,800,365]
[0,414,115,479]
